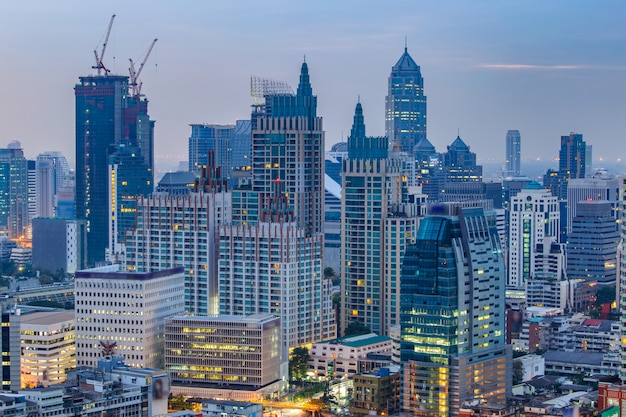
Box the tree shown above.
[324,267,336,280]
[595,285,616,307]
[344,321,370,337]
[512,360,524,385]
[169,394,193,411]
[289,347,310,381]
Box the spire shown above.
[350,101,366,140]
[297,61,313,97]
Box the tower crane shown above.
[92,14,116,76]
[129,38,158,98]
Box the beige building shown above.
[165,314,283,401]
[20,310,75,388]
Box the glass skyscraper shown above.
[75,75,154,266]
[504,130,521,177]
[385,47,427,154]
[400,206,510,416]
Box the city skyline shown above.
[1,1,625,170]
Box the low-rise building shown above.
[309,333,392,378]
[202,399,262,417]
[165,314,283,401]
[20,310,75,388]
[350,365,400,417]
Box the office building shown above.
[75,74,154,267]
[504,130,521,177]
[107,143,153,258]
[0,142,29,238]
[231,119,252,187]
[156,171,196,195]
[439,136,484,202]
[32,218,87,274]
[385,46,427,153]
[74,265,184,368]
[20,310,75,388]
[567,200,619,283]
[341,102,420,336]
[1,306,22,391]
[124,189,231,315]
[400,205,510,416]
[165,314,283,400]
[566,175,620,235]
[543,132,586,201]
[188,124,234,179]
[508,182,559,288]
[35,152,71,219]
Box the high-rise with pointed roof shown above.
[341,102,420,336]
[385,47,427,154]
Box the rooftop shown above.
[318,333,391,348]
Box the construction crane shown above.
[92,14,116,76]
[129,38,158,98]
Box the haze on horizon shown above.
[1,1,625,173]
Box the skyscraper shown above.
[188,124,234,174]
[439,136,484,202]
[385,46,427,154]
[566,200,619,283]
[508,182,559,288]
[504,130,521,177]
[543,132,586,201]
[0,142,28,238]
[75,75,154,266]
[241,62,324,235]
[400,205,509,416]
[341,102,419,336]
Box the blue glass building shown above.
[385,47,427,154]
[400,206,510,416]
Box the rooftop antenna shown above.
[405,35,407,51]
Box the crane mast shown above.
[129,38,158,98]
[92,14,116,76]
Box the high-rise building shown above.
[566,175,620,235]
[124,189,231,316]
[543,132,586,201]
[567,200,619,283]
[245,62,325,236]
[0,142,28,238]
[504,130,521,177]
[341,102,420,336]
[438,136,484,202]
[400,205,509,416]
[32,218,87,274]
[108,143,153,258]
[75,75,154,266]
[74,265,185,368]
[385,47,427,153]
[508,182,559,288]
[188,124,234,174]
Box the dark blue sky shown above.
[1,1,625,172]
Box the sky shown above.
[1,1,625,174]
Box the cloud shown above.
[480,64,626,70]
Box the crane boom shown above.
[92,14,116,75]
[129,38,158,97]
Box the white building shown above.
[202,400,263,417]
[165,314,283,401]
[124,191,231,316]
[219,221,336,358]
[74,265,185,368]
[20,310,75,388]
[309,333,392,378]
[508,182,559,288]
